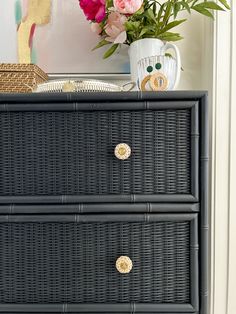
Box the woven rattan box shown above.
[0,91,209,314]
[0,63,48,93]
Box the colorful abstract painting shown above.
[15,0,51,64]
[0,0,130,74]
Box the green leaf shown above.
[139,26,155,38]
[125,21,140,31]
[191,0,199,6]
[158,31,183,42]
[180,1,191,14]
[153,2,157,15]
[218,0,230,10]
[106,0,113,7]
[192,6,214,19]
[147,7,155,19]
[132,21,141,29]
[92,39,110,51]
[163,2,172,24]
[125,21,135,31]
[103,44,119,59]
[158,19,187,34]
[144,8,157,24]
[157,4,165,23]
[195,1,225,11]
[173,3,181,19]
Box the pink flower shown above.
[79,0,106,23]
[91,23,102,35]
[105,11,127,44]
[113,0,143,14]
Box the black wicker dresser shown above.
[0,91,208,314]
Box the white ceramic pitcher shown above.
[129,38,181,90]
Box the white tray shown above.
[34,80,135,93]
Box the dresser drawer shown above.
[0,213,198,313]
[0,100,199,204]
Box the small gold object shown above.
[62,81,76,92]
[116,256,133,274]
[114,143,131,160]
[141,74,152,91]
[150,72,168,91]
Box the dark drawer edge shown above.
[0,303,196,313]
[0,203,199,214]
[0,194,198,204]
[0,100,197,111]
[0,90,207,105]
[0,213,198,223]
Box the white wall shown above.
[175,12,206,90]
[0,1,17,62]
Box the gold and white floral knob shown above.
[114,143,131,160]
[116,256,133,274]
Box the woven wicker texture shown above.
[0,110,191,196]
[0,221,190,304]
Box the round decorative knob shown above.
[114,143,131,160]
[116,256,133,274]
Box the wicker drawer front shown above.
[0,214,198,313]
[0,106,198,203]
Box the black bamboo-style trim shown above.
[0,100,197,112]
[190,216,199,311]
[0,203,199,214]
[0,303,196,313]
[191,102,200,201]
[0,194,198,204]
[146,100,197,110]
[0,90,208,105]
[0,213,198,223]
[199,94,209,314]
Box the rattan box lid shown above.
[0,63,48,81]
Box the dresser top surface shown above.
[0,91,208,104]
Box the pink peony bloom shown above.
[113,0,143,14]
[105,11,127,44]
[79,0,106,23]
[91,23,102,35]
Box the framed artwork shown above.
[0,0,130,77]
